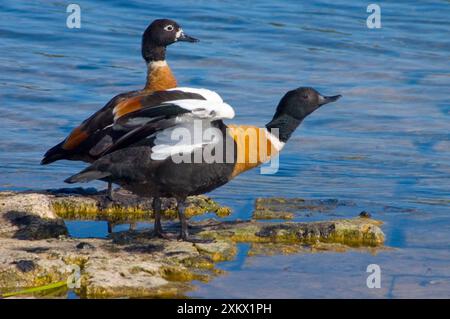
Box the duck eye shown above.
[164,25,174,31]
[302,94,309,99]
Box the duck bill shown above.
[318,94,342,106]
[177,31,199,43]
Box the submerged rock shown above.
[195,218,384,247]
[253,210,294,220]
[253,197,355,220]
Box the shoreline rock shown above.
[0,192,68,239]
[0,190,385,298]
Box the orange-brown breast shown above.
[62,126,89,150]
[144,64,177,93]
[227,125,280,178]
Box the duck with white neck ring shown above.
[41,19,198,200]
[141,18,198,92]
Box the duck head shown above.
[274,87,341,120]
[142,19,198,63]
[267,87,341,142]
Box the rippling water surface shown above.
[1,0,449,298]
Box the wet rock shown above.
[48,189,231,222]
[0,216,384,298]
[0,192,68,239]
[247,243,305,256]
[194,241,237,262]
[196,218,384,247]
[253,210,294,220]
[0,190,231,239]
[253,197,355,219]
[0,191,385,298]
[0,235,233,298]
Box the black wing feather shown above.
[100,103,193,156]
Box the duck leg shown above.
[177,198,189,240]
[107,221,114,234]
[98,181,117,209]
[107,181,114,201]
[152,197,171,239]
[177,198,212,243]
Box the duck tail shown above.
[64,167,111,184]
[41,142,68,165]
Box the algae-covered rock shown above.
[0,190,231,239]
[253,210,294,220]
[253,197,354,220]
[0,233,238,298]
[247,241,381,256]
[0,191,386,299]
[0,216,385,298]
[194,241,237,262]
[196,218,384,247]
[49,189,231,222]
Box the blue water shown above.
[1,0,449,298]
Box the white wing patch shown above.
[150,117,221,161]
[164,99,235,120]
[150,88,234,161]
[166,87,235,120]
[110,87,233,161]
[167,87,224,103]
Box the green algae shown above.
[1,280,67,298]
[197,218,384,247]
[0,191,386,299]
[253,197,354,218]
[253,210,295,220]
[180,256,215,270]
[0,264,69,295]
[194,242,238,262]
[52,194,231,223]
[160,265,210,283]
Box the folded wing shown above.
[65,88,235,184]
[101,88,235,159]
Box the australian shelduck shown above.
[65,86,341,241]
[41,19,198,198]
